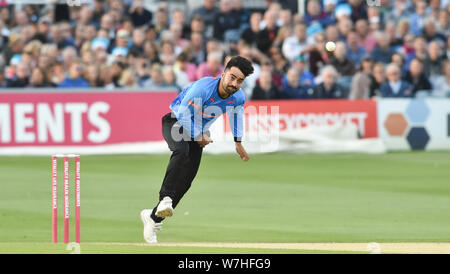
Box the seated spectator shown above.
[380,63,412,97]
[369,62,385,97]
[436,9,450,37]
[325,24,340,43]
[425,40,447,81]
[61,46,78,71]
[58,61,90,88]
[110,46,128,65]
[6,62,30,88]
[403,58,432,96]
[384,20,403,50]
[307,32,327,76]
[23,39,42,62]
[32,16,51,44]
[189,0,220,36]
[169,23,190,49]
[159,40,176,66]
[196,51,224,79]
[129,0,152,28]
[256,9,279,55]
[409,0,428,36]
[355,19,377,53]
[3,33,25,66]
[391,53,406,75]
[76,5,95,29]
[348,0,368,22]
[232,0,251,32]
[143,40,160,64]
[83,24,97,46]
[328,41,355,90]
[173,52,197,84]
[432,60,450,97]
[135,57,151,87]
[113,29,131,51]
[84,64,102,87]
[304,0,335,28]
[282,22,311,63]
[186,14,206,40]
[240,12,262,47]
[129,28,146,54]
[142,63,165,88]
[278,8,292,28]
[349,55,374,99]
[334,3,353,23]
[273,21,293,49]
[367,6,382,32]
[385,0,412,24]
[269,46,290,76]
[213,0,240,42]
[105,61,124,88]
[189,32,206,65]
[404,35,429,71]
[260,60,282,89]
[53,22,76,49]
[393,21,411,52]
[154,7,170,38]
[313,66,345,99]
[323,0,338,17]
[422,19,447,44]
[287,55,315,89]
[281,67,311,99]
[81,49,96,65]
[162,66,181,91]
[172,9,190,40]
[400,33,416,58]
[118,66,137,88]
[427,0,442,18]
[205,39,224,61]
[47,62,65,87]
[346,30,366,69]
[28,67,50,87]
[337,17,353,41]
[252,70,280,100]
[370,31,396,64]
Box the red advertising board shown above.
[0,92,378,150]
[0,91,177,146]
[241,99,378,138]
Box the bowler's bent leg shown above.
[151,113,203,223]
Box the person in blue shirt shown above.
[140,56,254,243]
[380,63,413,98]
[58,61,90,88]
[281,67,313,99]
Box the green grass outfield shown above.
[0,152,449,254]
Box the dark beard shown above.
[225,84,237,95]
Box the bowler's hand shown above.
[235,142,249,161]
[196,134,213,148]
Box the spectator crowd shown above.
[0,0,449,99]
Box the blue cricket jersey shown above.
[169,77,245,142]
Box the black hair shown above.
[225,56,254,77]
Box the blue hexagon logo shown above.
[405,100,430,124]
[406,127,430,150]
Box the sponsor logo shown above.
[0,102,111,144]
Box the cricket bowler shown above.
[141,56,254,243]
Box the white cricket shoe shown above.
[140,209,162,244]
[155,196,174,218]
